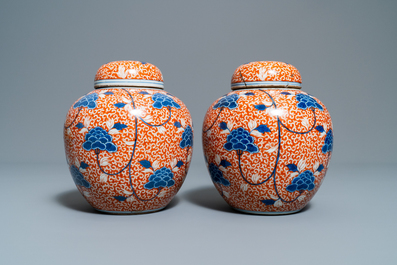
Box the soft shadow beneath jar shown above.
[182,186,237,213]
[55,190,180,214]
[55,190,98,214]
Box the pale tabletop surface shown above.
[1,163,396,265]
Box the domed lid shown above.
[231,61,301,90]
[94,61,164,89]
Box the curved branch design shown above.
[237,150,273,186]
[96,150,132,176]
[279,108,316,135]
[104,89,181,203]
[64,107,82,129]
[70,88,191,207]
[271,118,303,203]
[95,89,138,176]
[128,163,161,201]
[203,107,224,133]
[139,106,172,127]
[213,89,327,205]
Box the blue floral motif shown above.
[286,170,315,192]
[152,93,181,109]
[209,163,230,186]
[144,167,175,189]
[213,94,239,109]
[322,129,333,154]
[75,123,84,129]
[83,127,117,152]
[295,94,323,111]
[224,127,259,153]
[180,125,193,149]
[74,93,99,109]
[70,165,91,188]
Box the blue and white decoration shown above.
[206,89,332,207]
[66,88,192,203]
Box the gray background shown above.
[1,0,396,166]
[1,0,396,264]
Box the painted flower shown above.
[180,125,193,149]
[74,93,99,109]
[213,94,239,109]
[295,94,323,111]
[209,163,230,186]
[152,93,180,109]
[83,127,117,152]
[224,127,259,153]
[70,165,91,188]
[322,129,333,154]
[286,170,315,192]
[144,167,175,189]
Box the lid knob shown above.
[94,61,164,89]
[231,61,301,90]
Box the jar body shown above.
[64,87,193,213]
[202,88,332,214]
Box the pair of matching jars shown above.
[64,60,333,215]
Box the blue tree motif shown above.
[315,125,325,133]
[152,93,180,109]
[83,127,117,152]
[295,94,323,111]
[75,123,84,129]
[322,129,333,154]
[209,163,230,186]
[180,125,193,149]
[74,93,99,109]
[286,170,315,192]
[144,167,175,189]
[112,123,128,131]
[224,127,259,153]
[213,94,240,109]
[69,165,91,188]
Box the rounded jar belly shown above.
[202,88,333,214]
[64,87,193,213]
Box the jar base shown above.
[94,206,166,215]
[232,207,302,215]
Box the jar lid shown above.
[231,61,301,90]
[94,61,164,89]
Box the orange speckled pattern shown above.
[95,61,163,82]
[64,62,192,214]
[231,61,301,84]
[203,62,332,214]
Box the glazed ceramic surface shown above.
[202,61,333,214]
[64,61,193,214]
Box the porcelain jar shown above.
[64,61,193,214]
[202,61,333,214]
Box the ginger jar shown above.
[64,61,193,214]
[202,61,333,214]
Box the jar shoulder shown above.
[205,89,330,117]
